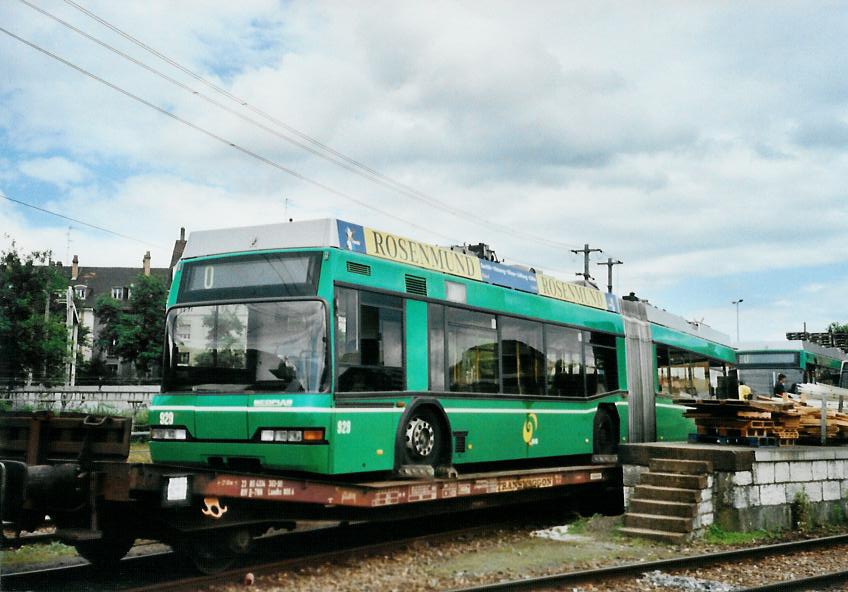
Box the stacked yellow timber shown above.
[679,397,848,446]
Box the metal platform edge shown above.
[120,462,620,511]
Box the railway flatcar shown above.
[150,219,735,475]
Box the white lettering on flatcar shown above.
[337,420,351,434]
[203,265,214,289]
[159,411,174,425]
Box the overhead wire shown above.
[0,190,166,248]
[56,0,578,252]
[0,26,464,246]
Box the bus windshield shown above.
[163,301,328,393]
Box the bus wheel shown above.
[401,408,443,466]
[593,408,618,455]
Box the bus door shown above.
[621,302,656,443]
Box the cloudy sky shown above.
[1,1,846,343]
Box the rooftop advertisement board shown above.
[336,220,615,313]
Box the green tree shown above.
[94,274,167,381]
[828,322,848,333]
[0,245,69,387]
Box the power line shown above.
[0,190,165,248]
[56,0,578,251]
[0,25,463,246]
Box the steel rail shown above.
[449,533,848,591]
[0,517,514,591]
[737,569,848,591]
[1,550,173,590]
[121,523,508,592]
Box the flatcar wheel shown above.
[73,531,135,568]
[185,535,238,575]
[402,408,443,466]
[593,408,618,455]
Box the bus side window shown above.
[545,325,583,397]
[587,332,618,395]
[501,317,545,396]
[335,287,404,392]
[428,304,446,391]
[446,308,499,393]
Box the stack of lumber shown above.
[679,396,848,446]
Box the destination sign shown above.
[336,220,614,312]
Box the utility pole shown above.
[596,258,624,293]
[732,299,744,342]
[571,244,603,282]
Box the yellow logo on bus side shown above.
[522,413,538,446]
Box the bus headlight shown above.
[151,427,188,440]
[258,428,324,443]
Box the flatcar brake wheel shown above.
[73,531,135,568]
[593,408,618,455]
[184,534,238,575]
[401,409,443,466]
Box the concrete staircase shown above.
[620,458,712,543]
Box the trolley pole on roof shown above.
[597,258,623,294]
[571,244,603,282]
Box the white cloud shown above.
[2,1,848,340]
[19,157,90,188]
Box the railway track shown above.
[449,532,848,591]
[0,504,546,592]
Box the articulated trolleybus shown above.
[150,219,735,476]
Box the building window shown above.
[501,317,545,395]
[112,287,124,300]
[447,308,499,393]
[177,352,190,366]
[74,286,87,299]
[335,287,404,392]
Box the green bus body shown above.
[737,342,846,396]
[151,227,735,475]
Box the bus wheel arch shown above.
[394,400,452,470]
[593,404,619,455]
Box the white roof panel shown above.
[182,219,339,259]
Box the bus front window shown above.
[163,301,328,393]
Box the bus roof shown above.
[737,340,847,362]
[181,217,731,349]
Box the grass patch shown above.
[703,524,772,545]
[128,441,151,463]
[2,541,77,567]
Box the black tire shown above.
[593,408,618,455]
[399,407,444,467]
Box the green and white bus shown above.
[150,219,735,475]
[736,341,847,396]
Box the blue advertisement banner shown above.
[479,260,538,294]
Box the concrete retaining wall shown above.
[622,442,848,534]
